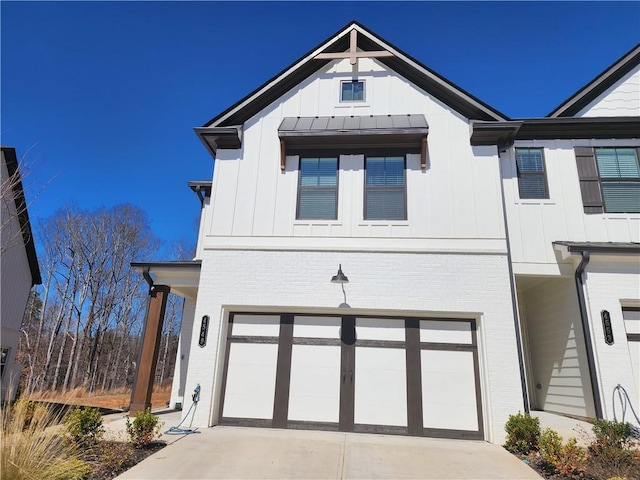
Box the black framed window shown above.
[516,148,548,199]
[341,80,365,102]
[595,148,640,213]
[0,348,9,379]
[296,157,338,220]
[365,156,406,220]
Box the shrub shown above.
[538,428,587,476]
[504,412,540,454]
[1,398,91,480]
[125,409,163,447]
[588,419,637,471]
[64,406,104,447]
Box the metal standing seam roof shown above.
[278,114,429,134]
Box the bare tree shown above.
[18,204,161,395]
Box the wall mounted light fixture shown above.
[331,264,349,284]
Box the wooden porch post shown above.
[129,285,170,415]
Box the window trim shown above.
[0,347,9,380]
[594,147,640,214]
[296,156,339,221]
[340,80,366,103]
[515,147,549,200]
[363,155,407,221]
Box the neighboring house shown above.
[130,22,640,444]
[1,146,42,401]
[500,44,640,421]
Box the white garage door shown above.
[623,307,640,409]
[219,313,483,439]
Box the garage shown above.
[623,307,640,409]
[218,313,483,439]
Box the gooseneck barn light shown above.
[331,264,349,284]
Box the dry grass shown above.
[29,384,172,411]
[1,398,90,480]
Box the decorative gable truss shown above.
[194,21,508,161]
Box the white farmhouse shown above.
[130,22,640,444]
[1,146,42,401]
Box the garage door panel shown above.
[222,343,278,419]
[293,316,341,339]
[420,320,472,344]
[421,350,479,431]
[231,315,280,337]
[623,308,640,409]
[288,345,341,423]
[354,347,407,427]
[356,318,405,341]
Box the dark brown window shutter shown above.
[575,147,603,214]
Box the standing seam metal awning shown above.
[277,114,429,169]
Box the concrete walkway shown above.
[531,411,594,446]
[109,410,540,480]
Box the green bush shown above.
[504,412,540,454]
[589,419,636,469]
[538,428,587,475]
[64,406,104,447]
[125,409,163,448]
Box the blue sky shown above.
[2,1,639,259]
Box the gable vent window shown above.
[365,156,406,220]
[576,147,640,214]
[296,157,338,220]
[516,148,548,199]
[341,80,365,102]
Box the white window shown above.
[341,80,365,102]
[296,157,339,220]
[364,156,406,220]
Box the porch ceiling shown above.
[131,261,201,300]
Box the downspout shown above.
[574,250,604,419]
[142,266,156,297]
[497,144,530,413]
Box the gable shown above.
[574,63,640,117]
[201,21,508,134]
[549,43,640,118]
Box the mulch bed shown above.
[81,440,166,480]
[513,450,640,480]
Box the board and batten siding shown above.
[576,63,640,118]
[501,140,640,274]
[518,277,596,418]
[202,57,505,254]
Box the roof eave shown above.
[548,44,640,118]
[203,21,509,131]
[1,147,41,285]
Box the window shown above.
[516,148,548,199]
[0,348,9,380]
[365,156,406,220]
[296,157,338,220]
[595,148,640,213]
[341,80,365,102]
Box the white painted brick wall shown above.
[583,256,640,422]
[181,249,524,443]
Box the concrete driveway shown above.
[111,412,540,480]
